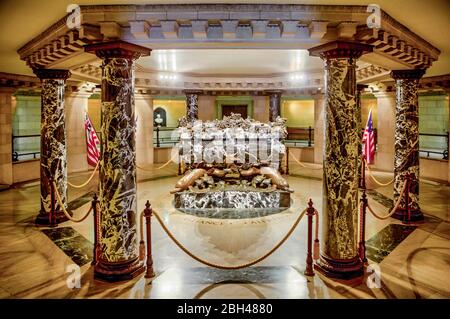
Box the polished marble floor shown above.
[0,163,449,299]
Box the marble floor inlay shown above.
[367,189,394,208]
[155,266,304,285]
[366,224,417,263]
[67,192,96,211]
[41,227,93,267]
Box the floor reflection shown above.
[366,224,417,263]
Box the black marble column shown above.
[33,69,71,226]
[85,41,151,281]
[391,69,425,222]
[184,90,202,121]
[356,84,368,188]
[309,41,373,279]
[267,90,282,122]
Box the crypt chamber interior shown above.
[0,1,449,299]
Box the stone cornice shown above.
[18,25,102,69]
[0,72,41,89]
[133,87,323,97]
[70,60,391,92]
[70,62,326,92]
[379,74,450,93]
[16,4,441,71]
[356,64,390,82]
[0,71,79,92]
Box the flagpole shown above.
[84,112,91,171]
[362,109,372,166]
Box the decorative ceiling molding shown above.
[356,64,390,83]
[71,60,389,92]
[134,88,324,97]
[355,27,436,69]
[71,62,326,92]
[370,74,450,93]
[0,72,41,89]
[0,71,79,91]
[18,25,102,69]
[17,4,440,71]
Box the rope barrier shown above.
[288,152,322,170]
[67,162,99,188]
[137,159,175,172]
[366,179,408,220]
[364,159,394,186]
[151,208,307,270]
[363,139,418,187]
[53,181,94,223]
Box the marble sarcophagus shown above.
[171,113,292,211]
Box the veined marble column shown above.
[184,90,202,121]
[309,41,372,279]
[391,69,426,222]
[85,41,151,281]
[33,69,71,225]
[267,90,282,122]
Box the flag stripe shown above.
[362,110,375,164]
[84,113,100,167]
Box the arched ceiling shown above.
[1,0,449,77]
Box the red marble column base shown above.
[35,210,70,226]
[314,254,363,280]
[94,257,145,282]
[392,207,424,223]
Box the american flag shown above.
[362,109,375,164]
[84,113,100,167]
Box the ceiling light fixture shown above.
[158,73,179,81]
[289,73,304,81]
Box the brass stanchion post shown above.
[359,154,366,189]
[404,172,411,223]
[49,176,57,227]
[358,154,367,263]
[304,199,315,276]
[91,193,100,266]
[358,189,368,263]
[144,200,155,278]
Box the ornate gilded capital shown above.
[308,40,373,60]
[33,69,71,80]
[390,69,426,80]
[84,40,151,60]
